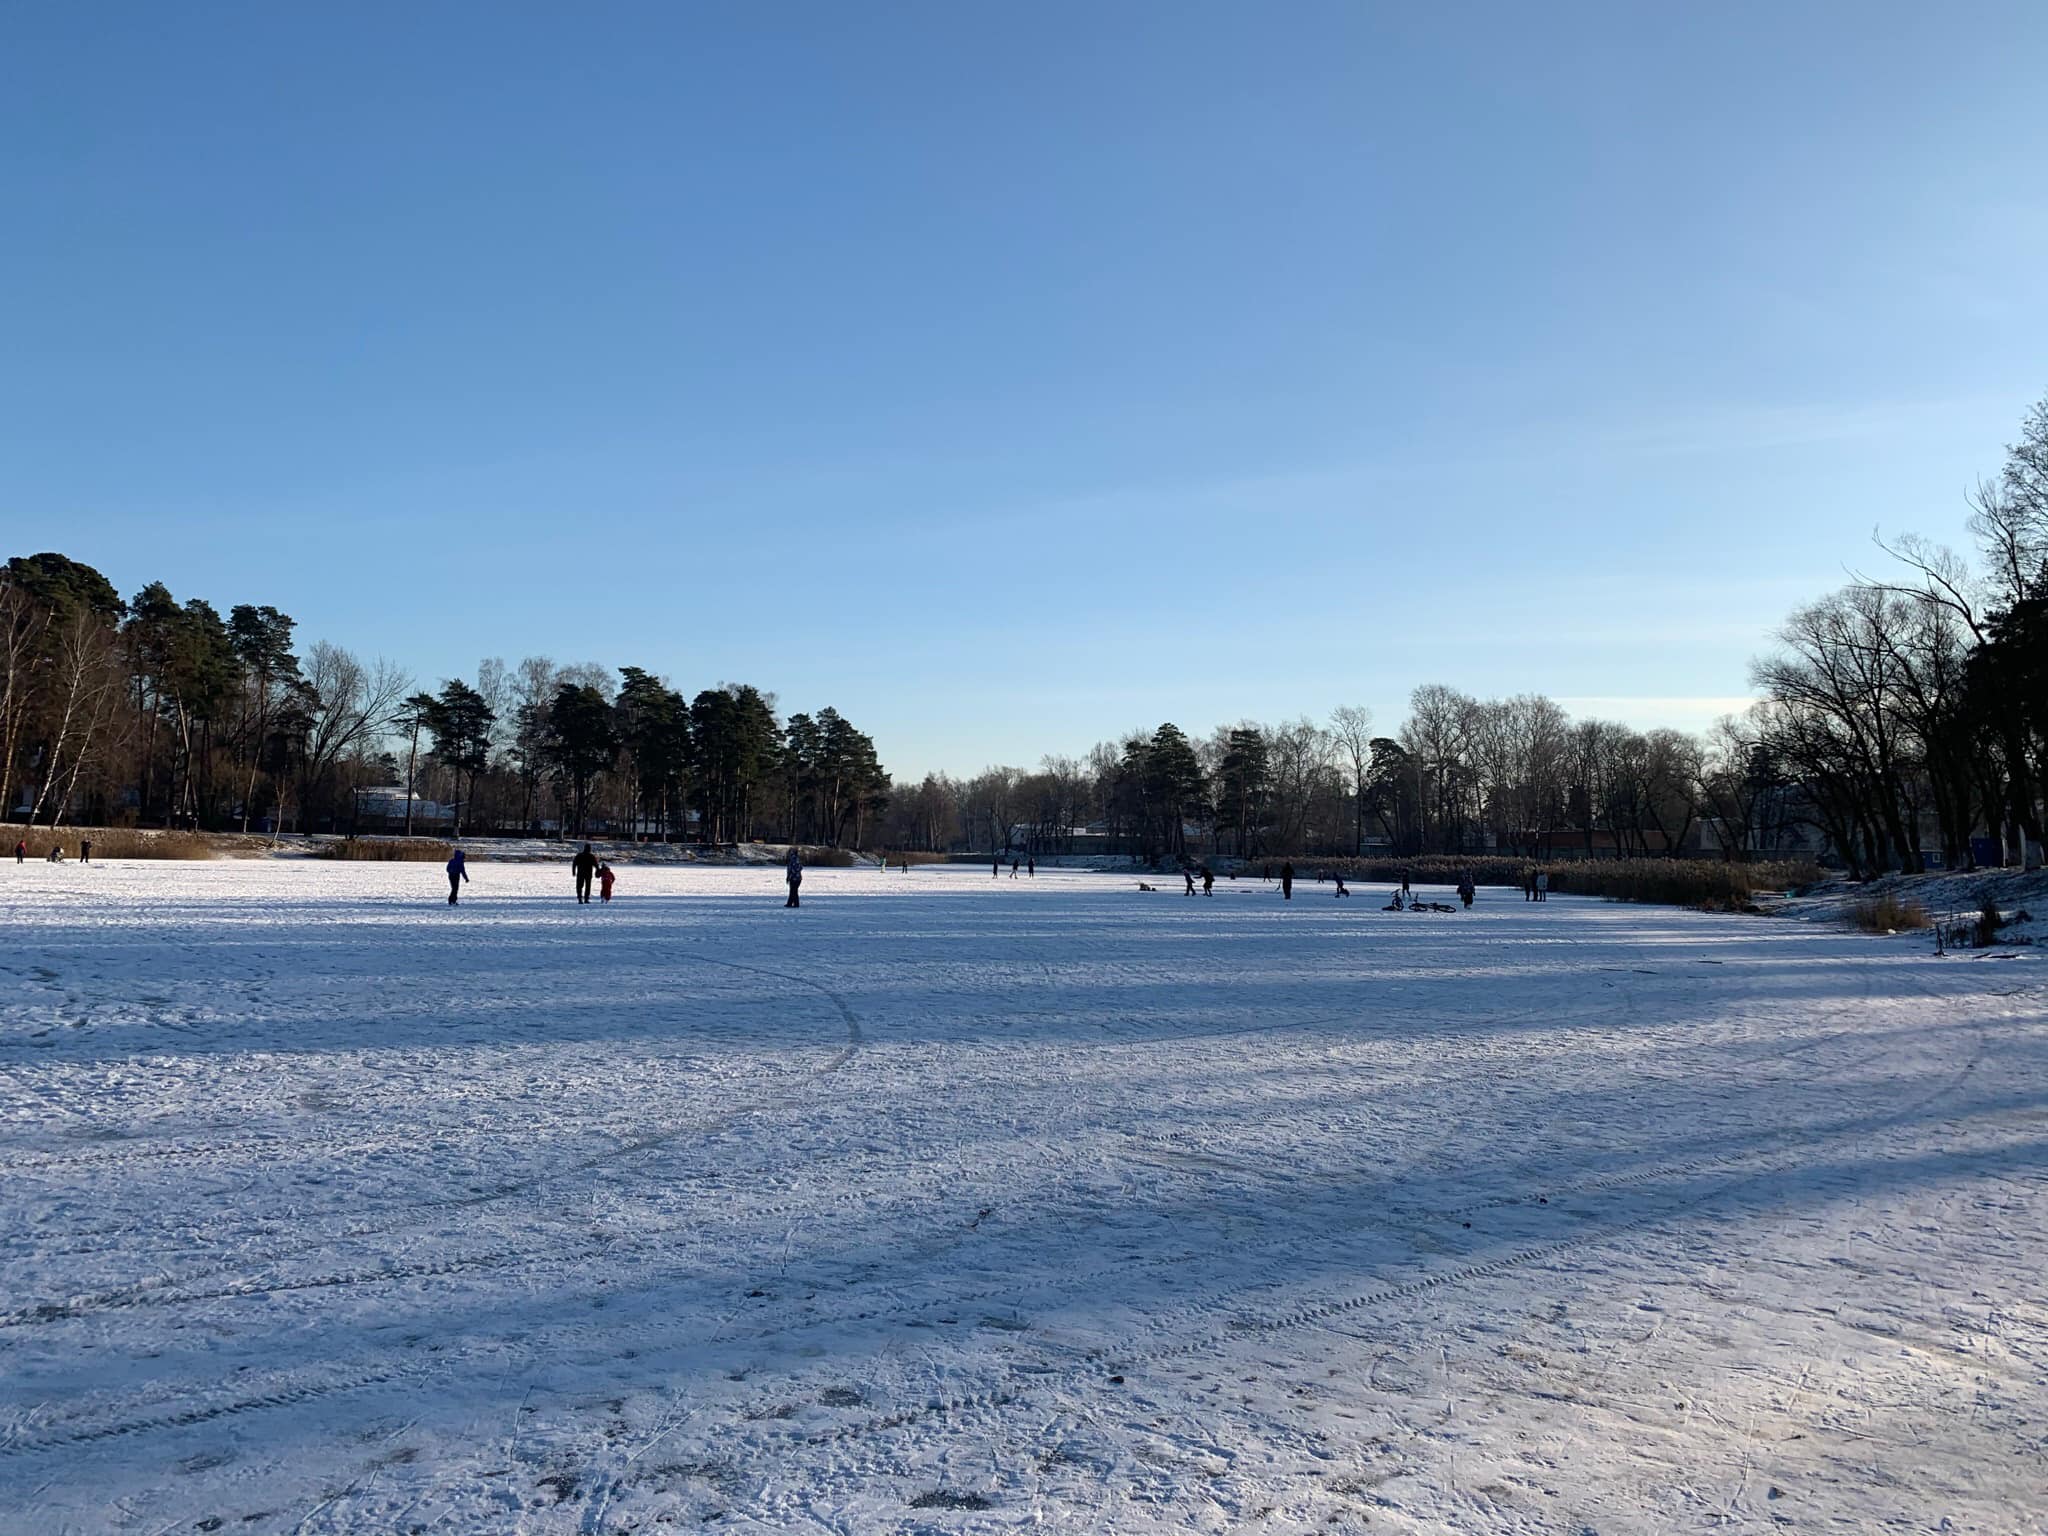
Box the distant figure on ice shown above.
[572,843,599,904]
[992,853,1002,879]
[45,843,63,863]
[1183,868,1197,896]
[1280,861,1294,900]
[785,847,803,908]
[1333,875,1350,897]
[80,838,93,863]
[1458,873,1475,909]
[1400,871,1412,898]
[599,862,616,903]
[1202,866,1215,896]
[1535,870,1550,902]
[1524,869,1537,901]
[13,839,24,863]
[1011,856,1020,878]
[1263,864,1273,882]
[446,847,469,905]
[1027,855,1035,877]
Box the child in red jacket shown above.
[599,863,616,903]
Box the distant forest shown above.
[5,396,2044,873]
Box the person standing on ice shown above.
[1280,860,1294,900]
[1535,869,1550,902]
[445,846,469,904]
[1201,866,1215,896]
[1027,855,1035,877]
[13,838,23,863]
[785,846,803,908]
[1458,872,1475,909]
[80,838,93,863]
[992,852,1002,879]
[599,862,616,903]
[572,843,599,904]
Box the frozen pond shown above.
[2,860,2042,1533]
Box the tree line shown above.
[8,394,2043,870]
[882,395,2048,874]
[0,562,889,845]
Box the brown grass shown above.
[1847,893,1931,932]
[3,827,217,861]
[319,838,458,862]
[1228,854,1821,910]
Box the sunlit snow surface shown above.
[2,861,2042,1534]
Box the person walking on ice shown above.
[992,852,1002,879]
[1202,866,1215,896]
[785,846,803,908]
[572,843,598,904]
[599,862,616,903]
[1280,860,1294,900]
[1183,867,1197,896]
[446,846,469,905]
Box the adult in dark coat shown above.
[572,843,599,904]
[1280,861,1294,900]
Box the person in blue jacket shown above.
[446,846,469,905]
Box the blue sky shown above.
[3,4,2043,779]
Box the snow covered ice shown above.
[2,861,2043,1534]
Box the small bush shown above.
[321,838,457,862]
[1848,894,1931,933]
[3,827,216,861]
[1977,896,2004,948]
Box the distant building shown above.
[353,787,456,832]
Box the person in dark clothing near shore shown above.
[1201,866,1214,896]
[80,838,93,863]
[992,853,1002,879]
[1183,868,1197,895]
[785,846,803,908]
[1027,855,1035,877]
[446,847,469,905]
[1280,861,1294,900]
[1458,873,1476,909]
[572,843,598,904]
[13,839,24,863]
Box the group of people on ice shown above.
[442,843,615,906]
[14,837,92,863]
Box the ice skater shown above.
[446,846,469,904]
[1183,868,1197,896]
[1202,866,1214,896]
[1280,861,1294,900]
[572,843,598,904]
[785,846,803,908]
[1333,875,1350,897]
[599,862,616,903]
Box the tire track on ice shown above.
[0,951,862,1334]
